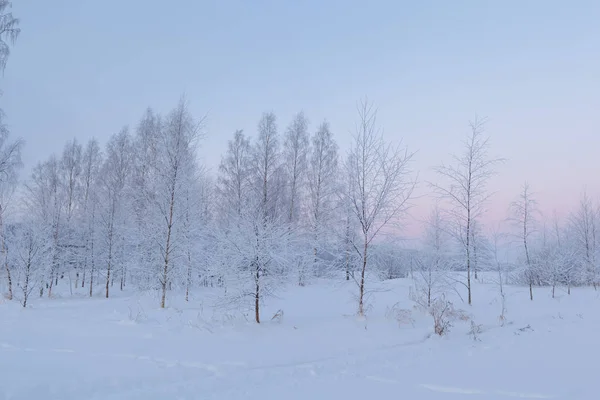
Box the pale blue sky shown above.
[3,0,600,229]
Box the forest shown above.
[0,95,597,326]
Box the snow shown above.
[1,278,598,399]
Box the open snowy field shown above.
[1,278,599,400]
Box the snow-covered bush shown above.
[428,295,469,336]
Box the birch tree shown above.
[0,122,23,299]
[0,0,19,73]
[252,112,280,221]
[59,139,83,289]
[9,221,43,307]
[24,157,63,297]
[509,182,538,300]
[218,130,252,217]
[430,117,503,305]
[0,0,21,298]
[283,111,309,223]
[99,127,132,299]
[81,139,102,295]
[569,190,599,288]
[131,108,161,289]
[307,120,338,273]
[415,205,451,307]
[489,226,509,324]
[219,112,287,321]
[215,202,290,323]
[153,98,203,308]
[346,99,416,316]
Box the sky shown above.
[2,0,600,234]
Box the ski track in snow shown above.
[1,341,558,399]
[419,384,555,398]
[0,343,222,375]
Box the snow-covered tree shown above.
[0,121,23,299]
[569,190,599,288]
[151,98,203,308]
[283,111,309,224]
[217,130,252,218]
[345,99,416,316]
[252,112,281,222]
[307,120,339,276]
[414,205,452,307]
[80,138,103,294]
[98,127,133,298]
[58,139,83,290]
[430,117,503,305]
[509,182,539,300]
[8,220,44,307]
[24,156,63,297]
[130,108,161,290]
[215,202,291,323]
[0,0,19,73]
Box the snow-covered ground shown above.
[1,277,598,399]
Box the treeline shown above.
[1,97,599,320]
[1,99,415,321]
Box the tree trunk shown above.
[345,228,351,281]
[89,238,95,297]
[105,230,113,299]
[185,273,191,302]
[427,269,432,307]
[255,260,260,323]
[5,265,12,301]
[0,205,12,300]
[529,282,533,301]
[466,212,472,305]
[89,268,94,297]
[48,271,54,298]
[105,263,111,299]
[23,257,31,308]
[472,228,478,281]
[160,178,177,309]
[358,234,368,316]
